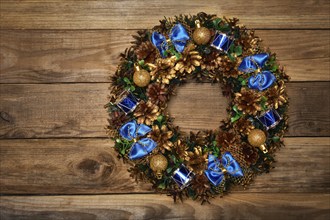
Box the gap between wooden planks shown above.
[0,193,329,220]
[0,137,329,194]
[0,30,329,83]
[0,82,329,138]
[0,0,329,29]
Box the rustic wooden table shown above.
[0,1,329,219]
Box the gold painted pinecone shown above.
[234,87,262,115]
[233,118,255,135]
[173,43,202,74]
[237,30,261,54]
[173,140,189,159]
[220,56,241,78]
[185,146,208,175]
[146,83,169,106]
[149,57,177,84]
[133,101,160,125]
[148,125,174,153]
[265,80,287,109]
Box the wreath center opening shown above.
[168,82,228,133]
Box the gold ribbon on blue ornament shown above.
[204,153,243,186]
[119,120,157,160]
[238,53,276,91]
[151,23,190,58]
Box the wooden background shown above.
[0,0,329,219]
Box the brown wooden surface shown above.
[1,194,329,220]
[0,0,329,29]
[1,30,329,83]
[0,82,329,138]
[0,0,329,219]
[0,138,329,194]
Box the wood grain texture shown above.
[0,0,329,218]
[0,138,150,194]
[1,193,329,220]
[0,82,329,139]
[1,30,329,83]
[0,138,329,194]
[0,0,329,30]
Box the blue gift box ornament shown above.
[172,164,195,190]
[210,32,234,53]
[257,109,282,130]
[116,90,139,114]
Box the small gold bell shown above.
[149,154,168,179]
[248,129,268,153]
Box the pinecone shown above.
[133,101,160,125]
[146,83,169,106]
[153,19,172,34]
[216,130,240,150]
[189,130,215,147]
[173,140,188,158]
[196,12,217,23]
[241,143,259,165]
[135,41,157,63]
[231,167,256,186]
[237,30,261,55]
[173,43,202,74]
[148,125,174,153]
[233,117,255,135]
[265,80,287,109]
[221,83,233,97]
[220,56,241,78]
[131,29,150,48]
[185,146,208,175]
[234,87,262,115]
[149,57,177,84]
[106,111,129,139]
[201,50,222,72]
[108,111,130,129]
[190,174,211,203]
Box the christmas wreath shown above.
[106,12,289,203]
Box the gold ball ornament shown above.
[133,66,151,87]
[193,20,211,45]
[248,129,268,153]
[149,154,168,179]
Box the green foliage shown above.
[114,138,132,157]
[231,105,243,122]
[260,96,268,111]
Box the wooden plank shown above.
[0,82,329,138]
[0,30,329,83]
[0,193,329,220]
[0,138,150,194]
[0,0,329,30]
[0,138,329,194]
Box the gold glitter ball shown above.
[133,68,151,87]
[193,20,211,45]
[248,129,267,147]
[149,154,168,179]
